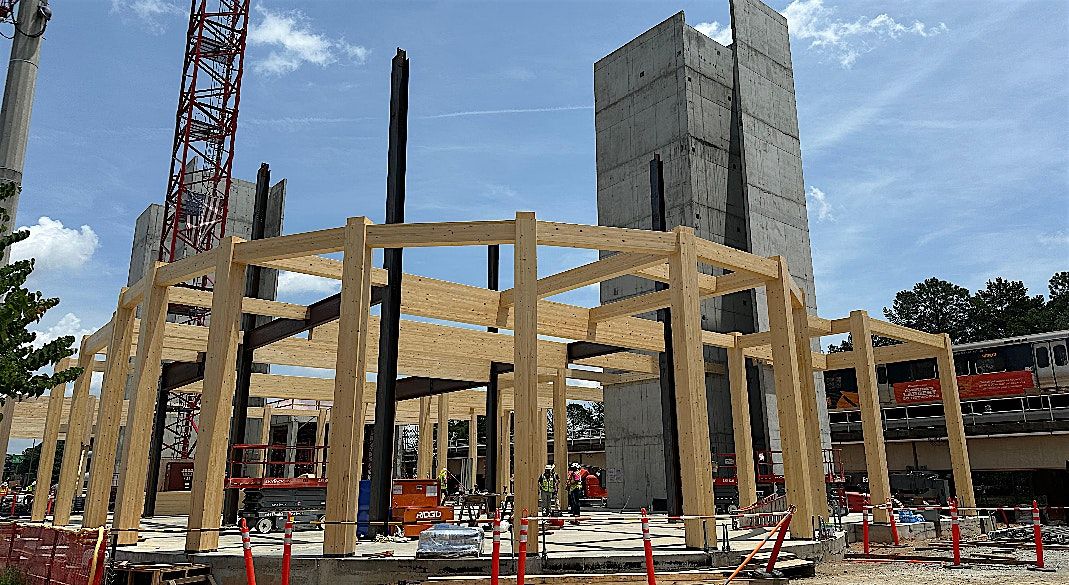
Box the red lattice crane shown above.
[158,0,250,459]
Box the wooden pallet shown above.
[111,562,216,585]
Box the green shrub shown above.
[0,568,25,585]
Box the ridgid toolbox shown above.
[391,478,453,537]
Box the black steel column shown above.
[651,154,683,517]
[483,245,500,493]
[222,162,272,524]
[143,379,169,516]
[369,48,410,537]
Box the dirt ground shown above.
[803,541,1069,585]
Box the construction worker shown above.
[567,463,583,523]
[437,467,449,502]
[538,464,558,516]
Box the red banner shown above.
[958,370,1033,399]
[893,371,1035,404]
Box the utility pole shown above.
[0,0,51,262]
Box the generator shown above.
[391,478,454,538]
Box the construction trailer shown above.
[15,212,976,557]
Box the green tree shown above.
[970,277,1046,339]
[1043,271,1069,331]
[0,183,81,408]
[883,277,975,342]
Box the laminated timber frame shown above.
[54,213,974,556]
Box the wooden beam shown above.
[467,407,478,491]
[52,337,94,525]
[850,310,892,524]
[83,300,133,528]
[536,221,676,254]
[765,256,817,538]
[232,227,346,264]
[119,271,152,309]
[500,252,666,307]
[316,408,329,477]
[668,227,716,548]
[154,248,218,288]
[793,295,828,520]
[873,342,940,364]
[112,264,170,545]
[166,286,309,319]
[436,394,450,474]
[937,333,975,509]
[186,237,247,552]
[692,238,779,279]
[84,318,113,356]
[258,255,343,280]
[417,397,433,478]
[323,217,374,556]
[588,289,671,323]
[366,220,516,248]
[30,361,69,521]
[513,211,540,552]
[727,338,757,509]
[552,368,569,510]
[868,318,945,348]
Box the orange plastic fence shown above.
[0,522,107,585]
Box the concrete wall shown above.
[595,0,826,509]
[838,434,1069,473]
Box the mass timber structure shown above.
[38,214,973,555]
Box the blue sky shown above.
[6,0,1068,358]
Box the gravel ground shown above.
[803,541,1069,585]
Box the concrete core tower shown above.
[595,0,829,508]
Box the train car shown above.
[824,329,1069,410]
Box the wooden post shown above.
[793,297,829,520]
[323,217,374,556]
[83,300,135,529]
[938,333,975,509]
[727,339,758,509]
[552,368,569,510]
[513,211,539,552]
[73,396,98,515]
[497,410,512,495]
[31,359,69,521]
[765,256,816,538]
[316,407,329,477]
[0,399,14,483]
[186,237,247,552]
[537,408,549,472]
[850,310,892,524]
[112,262,170,545]
[417,397,433,478]
[467,407,478,491]
[254,405,274,479]
[668,227,716,548]
[436,394,450,476]
[53,337,94,525]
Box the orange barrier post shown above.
[46,495,53,516]
[862,508,870,557]
[887,501,900,546]
[491,511,501,585]
[1029,500,1055,572]
[239,518,257,585]
[9,492,17,517]
[944,498,969,569]
[764,509,794,573]
[281,513,293,585]
[640,508,656,585]
[517,509,528,585]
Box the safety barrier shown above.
[282,513,294,585]
[724,505,796,584]
[0,522,107,585]
[854,499,1056,572]
[239,518,257,585]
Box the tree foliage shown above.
[879,272,1067,344]
[0,182,81,405]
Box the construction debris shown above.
[990,525,1069,545]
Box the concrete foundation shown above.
[595,0,828,510]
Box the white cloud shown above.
[248,6,369,75]
[420,105,592,120]
[806,185,834,221]
[782,0,948,68]
[10,217,99,271]
[30,313,94,349]
[694,21,733,46]
[110,0,184,33]
[1038,231,1069,246]
[277,271,340,295]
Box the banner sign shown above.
[892,371,1034,404]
